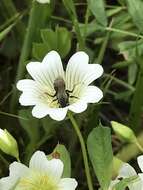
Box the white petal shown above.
[81,86,103,103]
[128,178,143,190]
[42,51,64,80]
[0,162,29,190]
[17,79,37,91]
[108,179,120,190]
[68,100,87,113]
[137,155,143,172]
[17,79,41,106]
[81,64,103,85]
[32,104,50,118]
[118,163,137,178]
[19,93,38,106]
[30,151,63,182]
[36,0,50,3]
[66,52,89,90]
[26,51,64,91]
[49,108,68,121]
[58,178,78,190]
[66,51,103,91]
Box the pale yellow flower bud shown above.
[111,121,137,143]
[0,129,19,159]
[36,0,50,4]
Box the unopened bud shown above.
[0,129,19,159]
[111,121,137,143]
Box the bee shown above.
[44,77,79,108]
[53,77,69,108]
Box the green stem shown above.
[129,63,143,131]
[68,112,94,190]
[135,141,143,152]
[103,74,135,91]
[0,110,27,120]
[1,0,25,44]
[16,156,21,163]
[84,5,90,38]
[73,18,85,50]
[97,19,113,64]
[105,27,143,39]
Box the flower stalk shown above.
[68,112,94,190]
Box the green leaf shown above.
[87,0,107,26]
[87,125,113,189]
[32,27,71,60]
[114,176,138,190]
[126,0,143,33]
[32,43,50,61]
[56,27,71,58]
[62,0,76,17]
[128,63,137,85]
[18,109,40,162]
[41,29,57,49]
[18,109,39,142]
[118,39,143,59]
[49,144,71,177]
[0,23,15,42]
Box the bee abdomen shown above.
[58,96,69,108]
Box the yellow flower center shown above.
[15,171,58,190]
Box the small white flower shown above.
[36,0,50,4]
[0,151,78,190]
[109,161,143,190]
[17,51,103,121]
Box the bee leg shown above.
[66,82,84,94]
[66,89,73,94]
[69,95,79,99]
[44,92,56,97]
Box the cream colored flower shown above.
[0,151,77,190]
[36,0,50,4]
[109,162,143,190]
[17,51,103,121]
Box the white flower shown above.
[109,161,143,190]
[36,0,50,4]
[0,151,78,190]
[137,155,143,187]
[17,51,103,121]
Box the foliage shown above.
[0,0,143,190]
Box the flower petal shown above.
[26,51,64,91]
[118,163,137,178]
[17,79,42,106]
[81,85,103,103]
[81,64,103,85]
[137,155,143,172]
[0,162,29,190]
[129,178,143,190]
[66,51,103,90]
[29,151,63,182]
[66,52,89,90]
[49,108,68,121]
[68,100,87,113]
[58,178,78,190]
[108,179,120,190]
[32,104,50,118]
